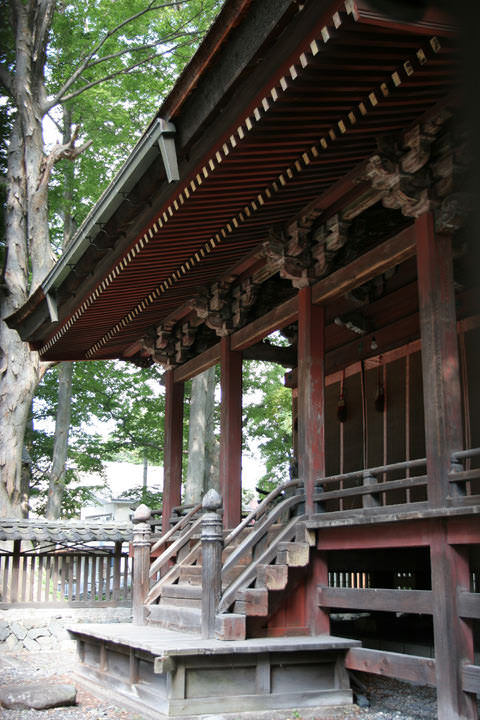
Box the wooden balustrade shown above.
[0,543,131,608]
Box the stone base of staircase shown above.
[69,623,360,717]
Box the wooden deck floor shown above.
[69,623,360,717]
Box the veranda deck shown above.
[69,623,360,718]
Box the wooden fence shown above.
[0,541,132,607]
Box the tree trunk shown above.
[45,361,74,519]
[184,367,218,504]
[45,109,75,520]
[204,366,219,493]
[0,110,45,517]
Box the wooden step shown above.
[276,541,310,567]
[147,604,202,633]
[295,521,316,546]
[179,565,202,584]
[147,604,246,640]
[234,587,269,616]
[256,563,289,590]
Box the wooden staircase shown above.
[144,482,313,639]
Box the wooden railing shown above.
[313,457,428,515]
[0,542,131,608]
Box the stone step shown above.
[234,587,269,616]
[276,541,310,567]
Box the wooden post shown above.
[162,370,184,532]
[10,540,21,604]
[306,548,330,635]
[201,489,223,639]
[132,504,152,625]
[416,213,476,720]
[112,541,122,603]
[297,286,325,516]
[415,212,463,506]
[430,522,476,720]
[219,336,242,529]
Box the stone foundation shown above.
[0,607,132,652]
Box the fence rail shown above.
[0,542,132,607]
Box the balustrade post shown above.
[132,504,152,625]
[201,489,223,639]
[362,471,380,509]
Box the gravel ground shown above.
[0,648,439,720]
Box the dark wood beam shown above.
[462,665,480,694]
[312,223,417,306]
[174,342,221,383]
[457,591,480,620]
[231,296,297,352]
[242,342,296,367]
[345,648,436,687]
[318,586,432,614]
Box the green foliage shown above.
[119,483,163,509]
[45,0,223,249]
[29,360,165,516]
[243,359,293,494]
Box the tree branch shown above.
[84,32,195,70]
[37,126,93,191]
[57,43,189,105]
[45,0,191,111]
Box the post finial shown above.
[133,504,152,523]
[202,488,222,512]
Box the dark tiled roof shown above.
[0,519,132,542]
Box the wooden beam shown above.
[162,370,184,531]
[242,342,296,367]
[345,648,436,687]
[219,336,242,529]
[297,287,325,516]
[312,224,417,306]
[316,520,434,551]
[318,586,433,614]
[174,342,221,383]
[457,591,480,620]
[231,295,297,352]
[462,665,480,694]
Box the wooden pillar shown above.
[162,369,184,532]
[306,548,330,635]
[416,213,476,720]
[297,286,325,516]
[415,212,463,506]
[219,336,242,529]
[430,522,476,720]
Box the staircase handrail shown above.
[221,490,304,579]
[224,478,303,549]
[149,512,203,578]
[150,501,202,554]
[218,512,305,614]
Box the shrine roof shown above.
[7,0,457,363]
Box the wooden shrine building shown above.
[8,1,479,718]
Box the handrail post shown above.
[132,504,152,625]
[362,471,380,508]
[201,489,223,639]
